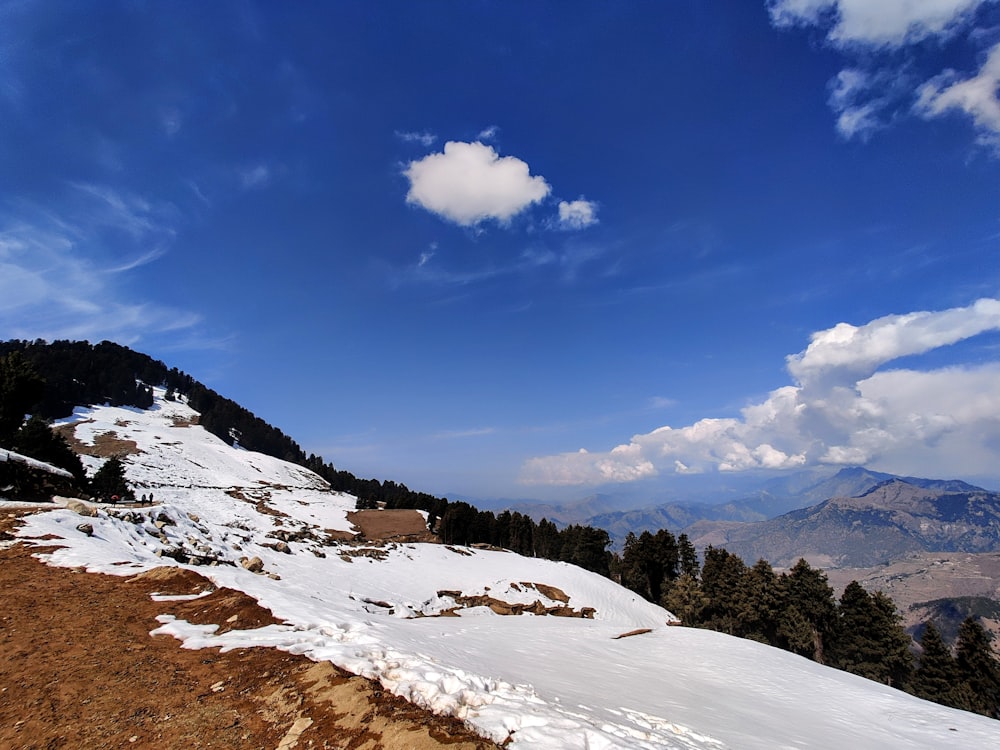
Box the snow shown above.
[0,447,73,478]
[9,389,1000,749]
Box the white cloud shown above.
[477,125,499,141]
[828,69,886,139]
[768,0,988,47]
[521,299,1000,485]
[557,199,599,230]
[403,141,551,227]
[915,40,1000,140]
[787,298,1000,388]
[396,130,437,147]
[768,0,1000,142]
[0,188,204,345]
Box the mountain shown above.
[7,388,1000,747]
[569,466,990,550]
[685,478,1000,569]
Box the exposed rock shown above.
[522,582,569,603]
[241,556,264,573]
[66,500,97,517]
[76,523,94,536]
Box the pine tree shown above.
[955,616,1000,718]
[12,415,87,485]
[740,559,781,645]
[870,591,914,689]
[913,622,967,708]
[699,546,749,635]
[677,533,699,578]
[776,559,837,663]
[662,572,708,625]
[830,582,912,687]
[0,352,46,445]
[90,455,134,502]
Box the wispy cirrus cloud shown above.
[431,427,497,440]
[522,299,1000,485]
[767,0,1000,147]
[395,130,438,147]
[239,163,272,190]
[0,185,205,345]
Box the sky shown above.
[2,0,999,503]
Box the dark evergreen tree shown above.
[621,530,668,602]
[11,415,88,485]
[955,616,1000,718]
[0,352,46,445]
[662,572,707,625]
[90,455,134,502]
[557,524,611,577]
[776,559,837,663]
[739,559,782,645]
[830,582,912,687]
[698,546,749,635]
[533,518,560,559]
[913,622,968,709]
[677,533,700,578]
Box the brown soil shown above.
[0,510,500,750]
[346,510,437,543]
[55,424,141,458]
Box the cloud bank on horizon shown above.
[521,299,1000,486]
[768,0,1000,144]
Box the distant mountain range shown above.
[508,467,937,544]
[684,476,1000,569]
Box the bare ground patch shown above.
[55,423,141,458]
[347,509,437,543]
[0,510,499,750]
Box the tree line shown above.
[615,529,1000,719]
[5,340,998,718]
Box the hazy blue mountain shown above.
[685,478,1000,568]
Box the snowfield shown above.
[9,391,1000,749]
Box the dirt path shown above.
[0,510,499,750]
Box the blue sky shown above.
[2,0,999,502]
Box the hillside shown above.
[4,390,1000,747]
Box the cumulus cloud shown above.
[767,0,1000,143]
[521,299,1000,486]
[403,141,551,227]
[557,199,599,230]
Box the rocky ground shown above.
[0,509,500,750]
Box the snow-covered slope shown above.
[11,391,1000,749]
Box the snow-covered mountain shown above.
[11,390,1000,749]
